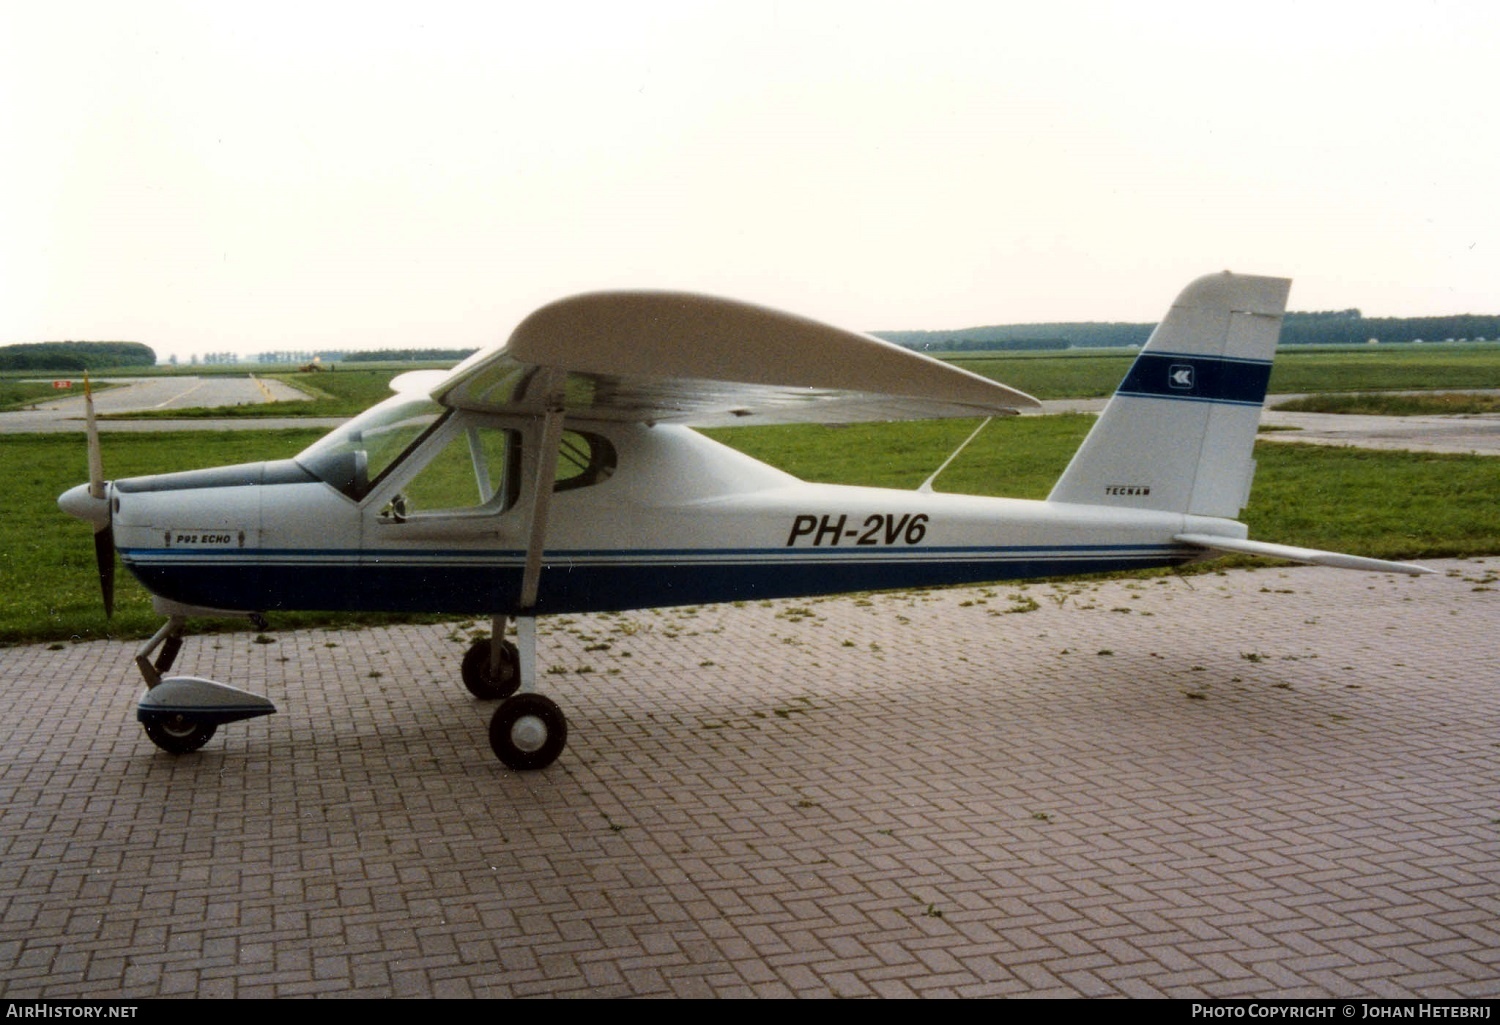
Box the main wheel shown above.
[462,637,520,699]
[489,694,567,770]
[142,713,217,755]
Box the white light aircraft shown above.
[59,272,1431,769]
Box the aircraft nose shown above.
[59,482,111,530]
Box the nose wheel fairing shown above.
[132,610,278,755]
[135,677,278,755]
[137,677,278,727]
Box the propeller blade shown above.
[85,372,105,499]
[94,522,116,618]
[84,371,114,616]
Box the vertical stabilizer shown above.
[1046,272,1290,517]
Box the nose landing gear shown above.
[133,609,278,754]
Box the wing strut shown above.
[512,396,567,694]
[520,404,566,611]
[918,417,992,494]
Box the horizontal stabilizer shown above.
[1174,533,1433,576]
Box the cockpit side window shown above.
[381,423,517,520]
[299,399,618,509]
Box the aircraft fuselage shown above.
[108,413,1222,617]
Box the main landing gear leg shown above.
[133,608,278,755]
[487,615,567,771]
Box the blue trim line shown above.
[1116,352,1272,407]
[121,544,1194,616]
[121,541,1177,562]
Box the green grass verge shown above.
[0,381,72,411]
[1242,443,1499,564]
[0,380,125,412]
[1265,346,1500,394]
[10,419,1496,645]
[1273,392,1500,415]
[944,352,1134,399]
[705,416,1093,496]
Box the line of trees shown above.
[879,311,1500,353]
[340,348,477,363]
[0,341,156,371]
[1280,310,1497,346]
[878,323,1149,352]
[195,348,478,365]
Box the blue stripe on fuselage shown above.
[1115,352,1272,407]
[120,544,1193,615]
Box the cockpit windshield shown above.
[295,395,447,500]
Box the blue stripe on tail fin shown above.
[1115,352,1273,407]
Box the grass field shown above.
[9,415,1498,645]
[946,344,1500,399]
[0,380,69,411]
[269,369,414,411]
[708,418,1500,566]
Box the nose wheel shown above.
[489,693,567,770]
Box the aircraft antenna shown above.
[917,417,991,494]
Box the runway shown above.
[0,376,339,435]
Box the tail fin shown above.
[1046,271,1291,518]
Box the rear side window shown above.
[555,431,615,491]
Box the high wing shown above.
[425,291,1041,425]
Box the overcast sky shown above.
[3,0,1497,362]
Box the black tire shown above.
[142,713,217,755]
[462,638,521,699]
[489,694,567,770]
